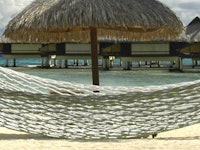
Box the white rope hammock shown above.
[0,66,200,139]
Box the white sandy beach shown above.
[0,124,200,150]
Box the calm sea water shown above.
[11,67,200,86]
[1,57,200,87]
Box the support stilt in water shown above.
[54,58,57,67]
[45,56,50,68]
[5,59,9,67]
[84,59,88,66]
[56,59,62,68]
[123,61,131,70]
[65,59,68,68]
[103,57,110,70]
[13,58,16,67]
[179,57,183,71]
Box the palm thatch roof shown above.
[4,0,183,43]
[186,16,200,42]
[0,36,12,43]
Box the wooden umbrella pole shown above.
[90,27,99,85]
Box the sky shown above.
[0,0,199,35]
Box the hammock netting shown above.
[0,66,200,139]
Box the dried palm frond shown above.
[4,0,183,43]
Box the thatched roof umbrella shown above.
[4,0,183,85]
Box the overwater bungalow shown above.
[178,16,200,68]
[0,40,182,69]
[0,42,43,67]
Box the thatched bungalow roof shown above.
[186,16,200,42]
[0,36,12,43]
[4,0,183,43]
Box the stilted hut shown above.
[4,0,183,85]
[186,16,200,42]
[179,17,200,68]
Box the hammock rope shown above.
[0,66,200,139]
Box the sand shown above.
[0,124,200,150]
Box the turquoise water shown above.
[1,57,200,86]
[0,58,42,66]
[11,67,200,87]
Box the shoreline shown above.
[3,63,200,72]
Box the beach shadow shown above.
[0,133,52,140]
[0,133,199,141]
[0,133,118,142]
[156,136,200,141]
[0,134,127,143]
